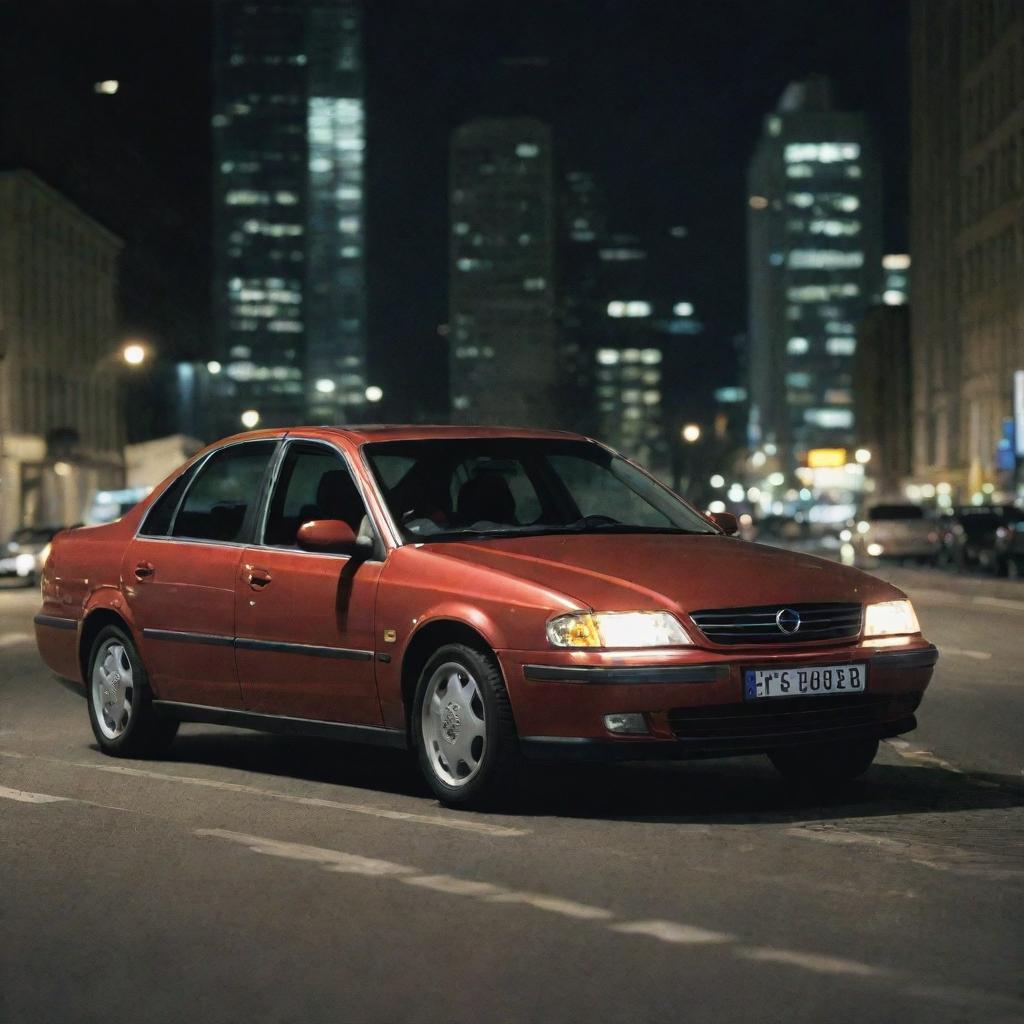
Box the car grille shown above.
[689,602,862,646]
[667,692,921,744]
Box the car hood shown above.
[428,533,899,615]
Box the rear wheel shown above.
[768,738,878,789]
[87,625,178,757]
[412,642,520,808]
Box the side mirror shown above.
[708,510,739,536]
[297,519,366,555]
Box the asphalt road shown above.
[1,567,1022,1024]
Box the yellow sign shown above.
[806,448,848,469]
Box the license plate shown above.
[744,664,867,700]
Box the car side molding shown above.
[141,628,373,661]
[152,701,408,749]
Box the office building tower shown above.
[212,0,367,435]
[449,118,559,427]
[910,0,1023,499]
[747,76,882,467]
[0,171,124,532]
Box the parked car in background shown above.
[0,526,62,586]
[34,426,937,808]
[938,505,1024,573]
[852,504,940,564]
[993,513,1024,577]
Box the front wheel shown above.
[87,625,178,757]
[412,642,520,808]
[768,738,878,789]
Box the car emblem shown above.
[776,608,801,634]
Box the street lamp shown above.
[240,409,260,429]
[681,423,701,444]
[121,342,148,367]
[854,447,872,464]
[365,385,383,403]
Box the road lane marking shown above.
[402,875,505,897]
[971,595,1024,612]
[486,891,613,920]
[194,827,1023,1013]
[737,947,891,977]
[0,784,69,804]
[196,829,416,876]
[610,920,733,944]
[939,645,992,660]
[0,750,527,838]
[0,632,33,648]
[885,740,963,773]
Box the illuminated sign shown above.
[806,448,848,469]
[1015,371,1024,458]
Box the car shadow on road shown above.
[159,727,1023,827]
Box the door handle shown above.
[247,567,272,590]
[134,562,155,581]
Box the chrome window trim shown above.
[252,434,390,561]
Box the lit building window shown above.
[786,372,811,388]
[787,337,810,355]
[784,142,860,163]
[515,143,540,158]
[788,249,864,270]
[787,192,814,208]
[596,349,620,366]
[804,408,853,429]
[639,349,661,365]
[883,290,907,306]
[673,302,694,317]
[607,300,652,318]
[826,337,856,356]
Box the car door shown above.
[123,439,278,708]
[234,438,383,725]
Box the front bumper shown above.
[499,643,938,762]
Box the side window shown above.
[171,442,276,542]
[139,462,200,537]
[264,443,369,547]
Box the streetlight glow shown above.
[681,423,701,443]
[854,447,872,464]
[365,385,384,403]
[710,474,725,488]
[240,409,260,429]
[122,342,147,366]
[206,360,222,374]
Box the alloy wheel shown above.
[420,661,487,788]
[91,639,135,740]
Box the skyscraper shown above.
[211,0,366,435]
[910,0,1024,501]
[449,118,559,427]
[747,77,882,469]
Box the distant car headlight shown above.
[864,599,920,637]
[546,611,691,648]
[14,553,35,576]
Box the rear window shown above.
[868,505,925,521]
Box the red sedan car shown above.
[35,426,937,806]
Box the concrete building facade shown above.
[0,170,124,533]
[910,0,1024,499]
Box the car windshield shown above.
[363,438,717,542]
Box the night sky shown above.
[1,0,909,419]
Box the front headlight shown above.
[864,599,920,637]
[546,611,691,648]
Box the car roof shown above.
[214,424,591,446]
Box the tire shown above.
[86,625,178,757]
[768,738,878,789]
[412,642,520,808]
